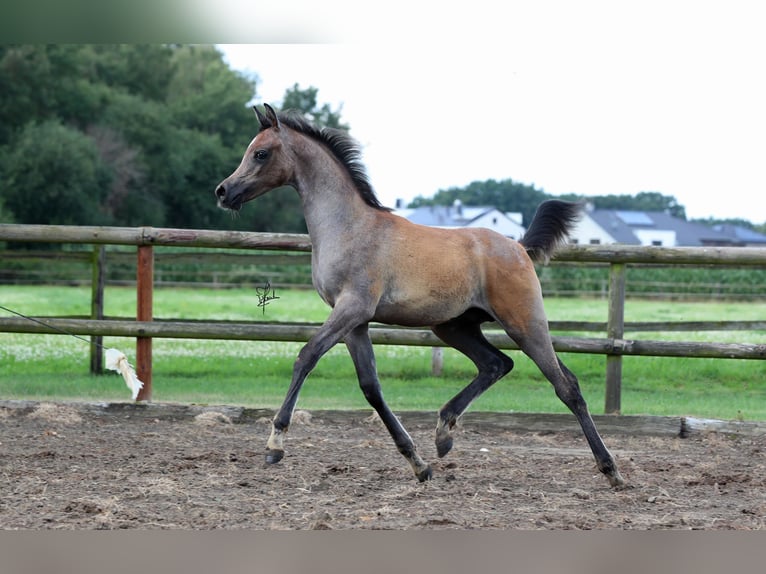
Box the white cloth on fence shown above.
[105,348,144,400]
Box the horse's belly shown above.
[373,294,475,327]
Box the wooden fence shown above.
[1,223,765,412]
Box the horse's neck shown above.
[294,158,374,247]
[301,188,372,247]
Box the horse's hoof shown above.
[607,470,626,489]
[416,465,433,482]
[265,449,284,465]
[600,461,625,488]
[435,435,453,458]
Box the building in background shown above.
[567,206,766,247]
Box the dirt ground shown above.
[1,401,765,530]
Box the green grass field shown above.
[1,285,765,420]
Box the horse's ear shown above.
[263,103,280,130]
[253,106,272,130]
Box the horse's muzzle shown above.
[215,183,241,211]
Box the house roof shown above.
[588,211,642,244]
[587,209,766,246]
[399,205,497,227]
[712,223,766,245]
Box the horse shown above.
[215,104,624,488]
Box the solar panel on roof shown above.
[615,211,654,226]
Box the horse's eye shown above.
[254,149,269,162]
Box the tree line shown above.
[2,44,761,240]
[0,44,344,238]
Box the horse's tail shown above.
[520,200,582,264]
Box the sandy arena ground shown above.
[1,401,765,530]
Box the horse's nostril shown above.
[215,184,226,199]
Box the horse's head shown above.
[215,104,293,212]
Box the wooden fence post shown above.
[431,347,444,376]
[136,245,154,401]
[89,246,105,375]
[605,262,626,414]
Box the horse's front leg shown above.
[265,300,368,465]
[344,325,432,481]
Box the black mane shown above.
[266,110,391,211]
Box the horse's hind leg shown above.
[344,324,432,481]
[509,321,625,487]
[431,317,514,458]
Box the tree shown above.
[86,124,150,225]
[160,127,233,229]
[1,120,112,226]
[166,45,257,149]
[0,45,100,144]
[585,191,686,219]
[409,178,551,226]
[90,47,257,229]
[85,44,176,103]
[0,195,13,223]
[280,84,349,131]
[0,45,352,234]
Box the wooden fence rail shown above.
[2,223,765,411]
[2,317,764,360]
[0,224,313,251]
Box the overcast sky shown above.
[216,4,764,222]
